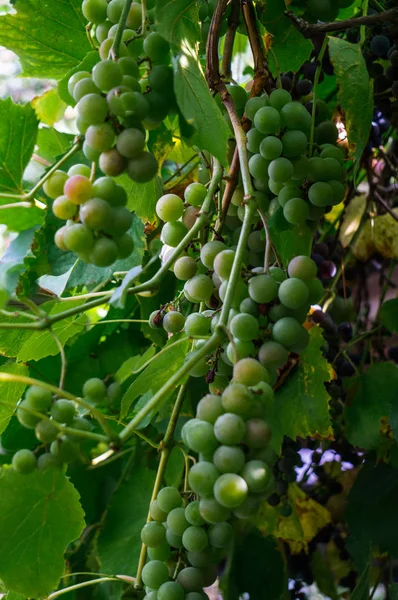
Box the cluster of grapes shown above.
[12,378,119,474]
[44,166,135,267]
[245,89,347,226]
[365,33,398,133]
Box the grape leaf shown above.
[110,266,142,309]
[5,592,26,600]
[344,363,398,449]
[97,465,155,576]
[264,327,333,452]
[347,461,398,558]
[173,45,230,166]
[0,227,38,307]
[0,362,29,435]
[121,336,190,419]
[164,446,185,487]
[116,173,162,224]
[259,0,312,74]
[0,467,85,597]
[329,38,374,168]
[36,127,75,164]
[0,0,91,80]
[155,0,200,47]
[267,207,314,268]
[380,299,398,333]
[32,89,67,126]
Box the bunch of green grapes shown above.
[12,378,119,474]
[45,167,135,267]
[244,88,347,225]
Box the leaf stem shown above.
[360,0,369,45]
[111,0,133,59]
[48,329,67,389]
[131,337,190,375]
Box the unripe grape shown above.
[51,399,76,424]
[103,206,133,236]
[64,175,93,205]
[141,521,166,547]
[182,205,200,229]
[37,453,61,471]
[83,142,100,162]
[221,382,252,415]
[245,95,267,120]
[248,154,270,181]
[85,123,116,152]
[76,93,108,124]
[185,313,211,337]
[90,237,119,267]
[127,151,158,182]
[68,71,90,97]
[185,420,217,454]
[258,341,289,369]
[248,274,278,303]
[268,157,294,183]
[282,129,308,158]
[214,473,248,508]
[184,182,207,207]
[185,501,205,527]
[161,221,187,247]
[54,226,68,251]
[12,449,37,474]
[283,197,309,225]
[233,495,261,519]
[166,529,183,549]
[196,394,222,424]
[83,377,107,401]
[269,88,292,111]
[163,311,185,333]
[213,445,245,474]
[253,106,281,135]
[244,418,272,449]
[230,313,259,342]
[25,385,53,410]
[208,521,233,548]
[50,436,80,463]
[100,148,127,177]
[157,486,182,513]
[147,541,171,562]
[82,0,107,22]
[233,357,268,386]
[241,459,272,493]
[214,413,245,445]
[66,417,92,442]
[68,164,91,178]
[167,506,190,536]
[43,170,69,200]
[80,197,112,230]
[259,136,283,161]
[150,499,168,522]
[280,102,312,133]
[115,233,134,258]
[226,339,255,364]
[213,249,235,281]
[141,560,169,590]
[182,526,208,553]
[17,400,41,429]
[200,240,226,269]
[188,461,219,497]
[143,32,170,62]
[156,194,184,222]
[272,317,304,349]
[199,498,231,524]
[35,420,59,444]
[116,128,146,158]
[278,278,309,310]
[64,224,94,253]
[174,256,197,281]
[184,274,214,303]
[73,77,101,102]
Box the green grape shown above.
[185,501,205,527]
[199,497,231,524]
[43,170,68,200]
[320,145,345,164]
[208,521,233,548]
[64,224,94,253]
[99,148,127,177]
[248,154,270,181]
[161,221,187,247]
[80,198,112,230]
[247,128,264,153]
[121,90,149,120]
[250,380,274,403]
[186,352,208,378]
[308,182,334,207]
[116,128,146,158]
[106,85,131,117]
[307,277,324,304]
[92,176,116,203]
[269,266,287,283]
[64,175,93,205]
[244,418,272,449]
[196,393,223,424]
[150,499,167,523]
[66,417,92,442]
[118,56,140,79]
[282,130,308,158]
[280,102,312,134]
[272,317,304,349]
[182,526,208,552]
[185,312,211,337]
[230,313,259,342]
[184,274,214,303]
[73,77,101,102]
[106,0,124,21]
[156,194,184,222]
[37,453,61,471]
[214,413,245,445]
[187,549,212,568]
[233,495,261,519]
[288,256,317,280]
[127,151,158,182]
[163,311,185,334]
[213,249,235,281]
[185,420,217,454]
[68,164,91,178]
[259,136,283,161]
[148,65,173,91]
[247,231,264,253]
[157,486,182,513]
[184,182,207,207]
[141,560,169,590]
[115,233,134,259]
[166,529,183,548]
[176,567,204,593]
[213,445,245,474]
[103,206,133,236]
[55,226,69,251]
[35,420,59,444]
[221,383,252,415]
[226,339,255,364]
[143,32,170,62]
[268,157,294,183]
[226,84,248,116]
[323,157,342,181]
[126,1,142,28]
[85,123,115,152]
[214,473,248,508]
[283,197,309,225]
[83,377,106,401]
[157,581,185,600]
[291,154,309,181]
[200,240,226,269]
[188,461,219,497]
[248,274,278,304]
[26,385,53,411]
[51,399,76,424]
[315,121,338,145]
[68,70,90,97]
[307,157,326,182]
[50,436,80,463]
[241,459,271,493]
[99,36,128,59]
[253,106,281,135]
[90,237,119,267]
[233,357,268,386]
[328,180,346,204]
[240,297,259,317]
[12,449,37,474]
[143,592,158,600]
[258,341,289,369]
[268,88,292,111]
[76,93,108,124]
[147,541,171,562]
[244,95,267,121]
[83,141,100,162]
[141,521,166,546]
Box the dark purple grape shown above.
[318,260,337,280]
[337,322,353,342]
[281,75,293,91]
[267,493,281,507]
[374,74,390,94]
[386,65,398,82]
[296,79,312,96]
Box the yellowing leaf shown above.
[32,89,66,126]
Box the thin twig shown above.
[375,191,398,222]
[48,329,67,390]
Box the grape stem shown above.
[48,577,119,599]
[360,0,369,45]
[141,0,147,32]
[48,329,67,389]
[309,36,329,158]
[135,383,189,588]
[110,0,133,59]
[221,0,241,79]
[241,0,271,96]
[257,208,272,274]
[130,336,190,375]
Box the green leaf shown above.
[0,362,29,435]
[164,446,185,487]
[220,531,285,600]
[173,46,230,166]
[155,0,200,47]
[36,128,75,164]
[311,550,339,600]
[328,38,374,166]
[37,263,78,297]
[264,327,333,452]
[259,0,312,74]
[0,98,38,195]
[5,592,26,600]
[344,363,398,449]
[58,51,100,105]
[380,299,398,333]
[116,173,162,224]
[121,336,190,419]
[32,89,67,126]
[347,461,398,558]
[0,467,85,597]
[0,0,91,80]
[351,564,370,600]
[97,465,155,576]
[110,266,142,309]
[0,228,38,307]
[116,345,157,384]
[267,207,314,268]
